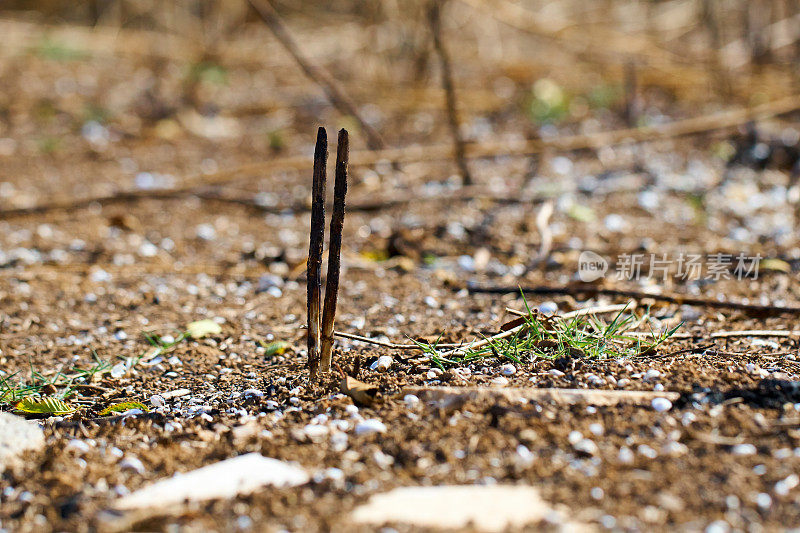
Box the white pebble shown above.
[370,356,393,373]
[403,394,420,408]
[731,443,757,456]
[500,363,516,376]
[774,474,799,496]
[643,369,661,381]
[573,439,598,456]
[490,376,509,387]
[651,397,672,412]
[120,456,145,474]
[355,419,387,435]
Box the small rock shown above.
[643,369,661,381]
[573,439,598,456]
[651,397,672,412]
[120,456,145,474]
[774,474,799,496]
[490,376,509,387]
[370,356,393,373]
[537,301,558,315]
[350,485,585,531]
[731,443,757,456]
[112,454,309,511]
[403,394,420,408]
[0,414,45,473]
[355,419,387,435]
[500,364,516,376]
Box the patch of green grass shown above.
[416,298,681,368]
[0,325,195,404]
[35,38,87,62]
[186,61,228,86]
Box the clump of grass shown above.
[416,300,682,370]
[0,323,204,404]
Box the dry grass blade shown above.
[247,0,386,151]
[471,283,800,316]
[307,127,328,378]
[341,375,380,406]
[429,0,472,186]
[320,129,349,374]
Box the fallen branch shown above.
[3,94,800,220]
[401,386,680,407]
[469,283,800,316]
[247,0,386,151]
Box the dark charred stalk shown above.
[307,127,327,378]
[320,129,349,373]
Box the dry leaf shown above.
[341,375,379,406]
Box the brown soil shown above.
[2,5,800,533]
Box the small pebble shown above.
[490,376,509,387]
[731,443,757,456]
[370,355,393,372]
[403,394,420,408]
[119,456,145,474]
[651,397,672,412]
[355,419,387,435]
[500,363,516,376]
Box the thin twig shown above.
[247,0,386,151]
[710,330,800,339]
[332,330,464,350]
[320,129,349,373]
[307,128,327,378]
[429,0,472,186]
[532,201,554,266]
[469,283,800,316]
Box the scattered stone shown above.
[355,419,387,435]
[0,413,45,472]
[370,355,393,372]
[351,485,584,532]
[120,456,145,474]
[573,438,599,456]
[499,364,516,376]
[490,376,509,387]
[651,397,672,412]
[112,453,309,511]
[774,474,799,496]
[731,443,757,456]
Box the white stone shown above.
[499,364,516,376]
[651,397,672,412]
[112,453,309,511]
[120,456,145,474]
[351,485,583,532]
[355,419,387,435]
[731,443,757,456]
[490,376,509,387]
[0,413,45,472]
[370,356,393,373]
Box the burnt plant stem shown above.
[320,129,349,373]
[248,0,386,151]
[429,0,473,186]
[307,127,327,378]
